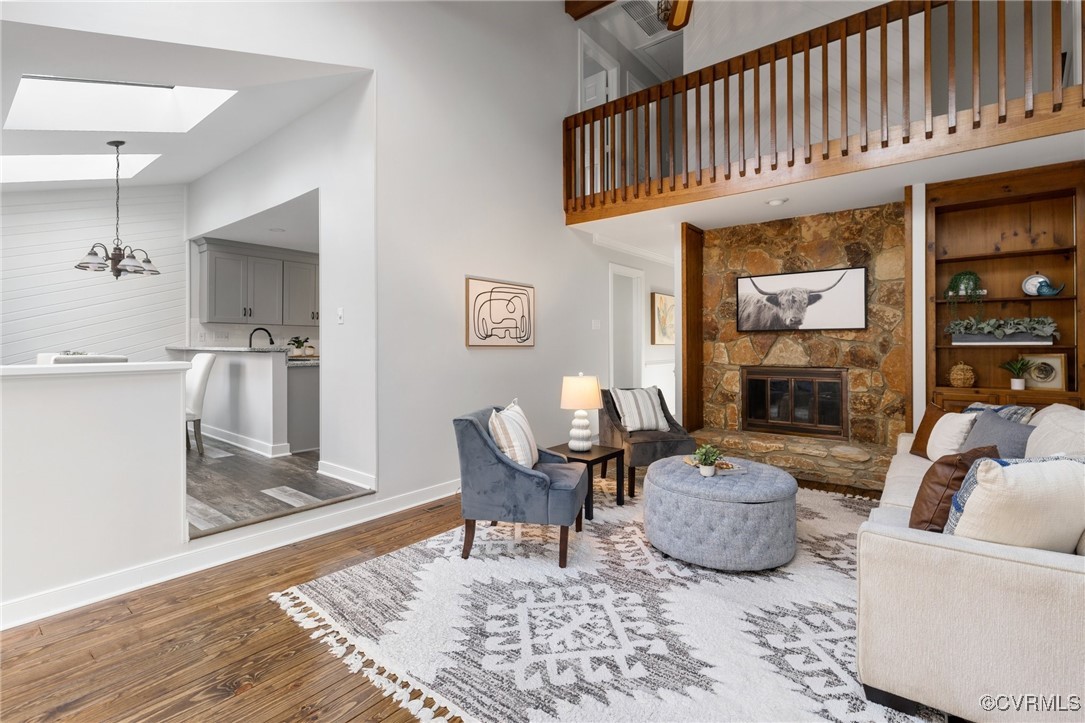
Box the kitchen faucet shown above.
[249,328,275,347]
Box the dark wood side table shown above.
[546,443,624,521]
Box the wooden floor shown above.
[0,495,464,722]
[1,473,879,722]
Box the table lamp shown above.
[560,373,602,452]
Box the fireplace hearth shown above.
[741,366,848,440]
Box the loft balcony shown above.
[562,0,1085,224]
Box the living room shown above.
[1,1,1083,721]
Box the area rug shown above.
[271,480,940,723]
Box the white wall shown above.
[1,184,187,364]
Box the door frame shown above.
[608,263,645,390]
[578,30,620,111]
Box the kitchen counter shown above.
[165,345,291,353]
[286,359,320,368]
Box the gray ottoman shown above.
[643,456,798,571]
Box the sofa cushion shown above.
[949,458,1085,554]
[879,452,934,510]
[961,411,1034,459]
[926,412,978,461]
[611,387,670,432]
[1025,405,1085,458]
[961,402,1036,424]
[489,399,539,468]
[909,404,945,458]
[1029,403,1081,427]
[909,445,1000,532]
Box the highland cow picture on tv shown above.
[736,267,867,332]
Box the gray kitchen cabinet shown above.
[283,261,318,327]
[205,250,248,324]
[247,256,283,325]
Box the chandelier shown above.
[74,140,160,280]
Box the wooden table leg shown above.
[584,462,595,520]
[616,453,625,506]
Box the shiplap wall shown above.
[1,185,187,364]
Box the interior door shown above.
[207,250,247,324]
[582,69,609,195]
[283,261,317,327]
[247,257,284,325]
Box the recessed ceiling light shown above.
[0,153,160,184]
[4,75,236,133]
[766,198,789,207]
[269,228,286,233]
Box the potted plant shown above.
[288,336,310,357]
[943,270,984,320]
[944,316,1059,346]
[692,444,722,477]
[1000,358,1036,391]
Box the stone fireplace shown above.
[741,366,848,440]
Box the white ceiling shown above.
[0,21,368,191]
[205,189,319,253]
[580,131,1085,262]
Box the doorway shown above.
[609,263,644,390]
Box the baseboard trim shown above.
[318,460,376,488]
[1,478,461,629]
[202,425,291,458]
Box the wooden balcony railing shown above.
[562,0,1085,224]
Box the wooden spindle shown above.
[695,72,703,185]
[998,0,1007,121]
[621,101,628,201]
[804,33,812,162]
[822,28,830,159]
[924,1,933,138]
[589,111,596,207]
[633,97,640,198]
[947,1,956,132]
[860,12,868,151]
[656,86,663,194]
[724,69,732,179]
[682,76,690,188]
[1052,0,1062,111]
[880,7,889,147]
[770,45,778,169]
[709,66,717,182]
[840,20,849,156]
[739,55,747,176]
[580,114,587,209]
[1024,0,1034,118]
[667,82,675,191]
[754,53,762,173]
[972,0,981,128]
[562,119,571,213]
[786,38,795,167]
[903,8,911,142]
[609,106,617,203]
[645,89,653,195]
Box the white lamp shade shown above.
[560,374,602,410]
[74,249,108,271]
[140,256,161,275]
[118,253,144,273]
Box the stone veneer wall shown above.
[701,202,908,491]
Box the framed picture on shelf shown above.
[736,267,867,332]
[1020,352,1067,391]
[651,293,675,345]
[465,276,535,348]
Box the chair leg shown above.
[559,525,570,568]
[575,508,583,532]
[193,419,205,456]
[185,424,191,451]
[461,519,476,560]
[628,465,636,497]
[600,460,608,478]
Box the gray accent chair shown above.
[453,407,589,568]
[599,388,697,497]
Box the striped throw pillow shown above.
[961,402,1036,424]
[488,399,539,468]
[612,387,670,432]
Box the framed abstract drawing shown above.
[652,293,675,345]
[465,276,535,348]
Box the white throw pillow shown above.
[1025,406,1085,458]
[926,413,978,461]
[611,387,670,432]
[489,399,539,468]
[954,458,1085,554]
[1029,403,1081,427]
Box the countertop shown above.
[166,345,291,353]
[286,359,320,368]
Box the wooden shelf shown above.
[934,294,1076,304]
[935,344,1075,350]
[934,246,1075,264]
[933,386,1074,396]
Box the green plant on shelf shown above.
[288,336,310,349]
[693,444,722,467]
[943,270,984,320]
[944,316,1060,340]
[999,358,1036,379]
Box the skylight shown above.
[0,154,160,184]
[4,76,236,133]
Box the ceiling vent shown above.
[621,0,667,37]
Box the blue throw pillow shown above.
[961,410,1035,459]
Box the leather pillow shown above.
[909,445,1000,532]
[909,404,946,459]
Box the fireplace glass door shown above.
[741,367,848,439]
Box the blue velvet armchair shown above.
[453,407,589,568]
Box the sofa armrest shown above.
[857,520,1085,721]
[895,432,915,456]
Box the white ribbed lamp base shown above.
[568,409,592,451]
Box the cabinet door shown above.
[206,250,248,323]
[283,262,317,326]
[932,390,1000,412]
[247,257,283,325]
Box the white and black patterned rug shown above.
[271,480,942,723]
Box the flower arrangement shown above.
[288,336,310,349]
[999,358,1036,379]
[692,444,722,466]
[944,316,1059,340]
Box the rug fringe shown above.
[269,589,478,723]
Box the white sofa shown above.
[856,432,1085,722]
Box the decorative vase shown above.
[289,347,303,357]
[948,362,976,388]
[699,465,715,477]
[1010,378,1026,390]
[304,345,316,357]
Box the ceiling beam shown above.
[565,1,615,21]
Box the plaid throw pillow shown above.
[962,402,1036,424]
[611,387,670,432]
[489,399,539,468]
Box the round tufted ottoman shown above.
[643,456,798,571]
